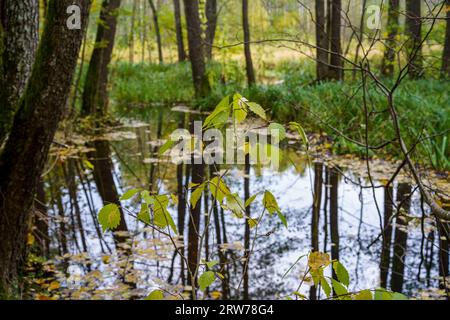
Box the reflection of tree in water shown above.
[29,107,448,299]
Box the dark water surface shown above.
[40,106,448,300]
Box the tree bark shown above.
[315,0,329,81]
[129,0,137,63]
[81,0,121,116]
[329,0,343,80]
[243,0,255,86]
[441,0,450,77]
[0,0,90,297]
[173,0,186,61]
[329,167,340,293]
[205,0,217,60]
[187,143,204,298]
[405,0,423,79]
[390,183,411,293]
[381,0,400,77]
[0,0,39,145]
[183,0,210,97]
[148,0,163,64]
[309,162,323,300]
[243,155,250,299]
[380,186,394,288]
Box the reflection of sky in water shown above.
[49,110,442,299]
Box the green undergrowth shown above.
[110,61,449,170]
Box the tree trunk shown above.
[87,139,129,244]
[309,162,323,300]
[129,0,137,63]
[390,183,411,293]
[380,186,394,288]
[242,0,255,86]
[352,0,367,77]
[0,0,90,297]
[205,0,217,60]
[437,219,449,290]
[173,0,186,61]
[148,0,163,64]
[329,0,343,80]
[243,155,250,299]
[0,0,39,145]
[81,0,121,116]
[405,0,423,79]
[381,0,400,77]
[315,0,329,81]
[183,0,210,97]
[187,143,204,298]
[329,167,340,292]
[441,0,450,77]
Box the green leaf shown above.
[374,288,393,300]
[331,279,348,297]
[83,159,94,170]
[225,193,245,217]
[153,195,177,234]
[120,188,140,201]
[98,204,121,232]
[209,177,230,203]
[333,261,350,287]
[145,289,164,300]
[320,276,331,298]
[391,292,408,300]
[190,183,205,209]
[247,102,266,120]
[268,123,286,141]
[289,122,309,149]
[247,217,258,229]
[141,190,154,205]
[205,260,219,269]
[137,203,150,224]
[232,95,248,123]
[203,96,231,129]
[198,271,216,291]
[188,182,200,189]
[263,191,280,215]
[354,290,373,300]
[158,139,175,155]
[245,194,258,207]
[277,210,288,228]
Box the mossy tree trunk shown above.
[0,0,91,297]
[381,0,400,77]
[0,0,39,145]
[81,0,121,117]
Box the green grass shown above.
[110,60,450,170]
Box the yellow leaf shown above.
[27,233,35,246]
[48,281,60,291]
[102,255,111,264]
[308,251,331,271]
